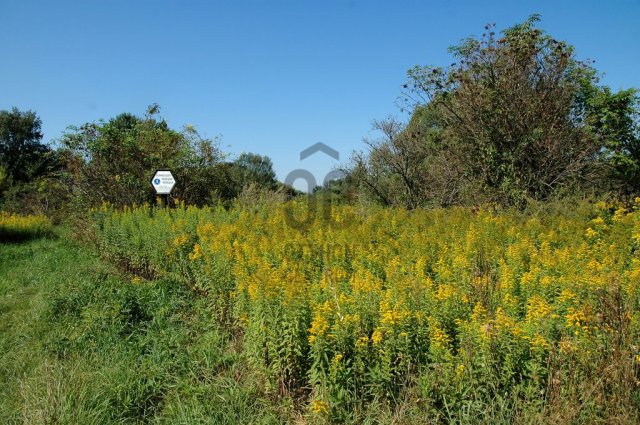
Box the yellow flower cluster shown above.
[0,212,52,241]
[429,318,451,350]
[526,295,553,322]
[92,199,640,410]
[309,399,329,414]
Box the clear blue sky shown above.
[1,0,639,185]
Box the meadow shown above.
[2,8,640,424]
[85,198,640,423]
[1,227,291,424]
[0,212,52,242]
[2,201,640,423]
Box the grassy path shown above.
[0,232,285,424]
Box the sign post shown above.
[150,169,176,208]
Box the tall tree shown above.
[351,110,472,209]
[232,152,278,190]
[583,87,640,195]
[0,107,50,183]
[404,15,603,205]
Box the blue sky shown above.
[1,0,639,185]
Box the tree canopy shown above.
[61,105,229,207]
[0,107,51,184]
[352,15,640,208]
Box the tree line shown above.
[0,104,290,215]
[1,16,638,215]
[345,15,639,208]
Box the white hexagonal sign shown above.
[150,169,176,195]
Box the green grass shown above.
[0,231,290,424]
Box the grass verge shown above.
[0,230,290,424]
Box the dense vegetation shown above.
[85,199,640,422]
[1,15,640,424]
[350,16,639,208]
[2,17,639,214]
[1,105,287,215]
[0,230,290,423]
[0,212,52,242]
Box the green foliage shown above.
[3,201,640,423]
[0,232,287,424]
[0,108,62,214]
[311,175,360,208]
[0,212,53,242]
[354,16,639,208]
[89,199,640,422]
[584,87,640,194]
[404,15,603,205]
[60,105,250,209]
[0,107,51,184]
[60,106,284,210]
[61,106,198,207]
[0,175,70,217]
[0,164,8,193]
[233,152,278,191]
[351,107,467,209]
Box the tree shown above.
[173,125,229,206]
[351,110,471,209]
[0,107,65,214]
[403,15,603,205]
[351,117,426,208]
[0,107,50,183]
[583,87,640,195]
[61,105,222,207]
[232,152,278,190]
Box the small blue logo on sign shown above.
[153,178,161,185]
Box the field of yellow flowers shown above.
[0,212,52,241]
[92,199,640,421]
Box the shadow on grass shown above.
[0,229,57,244]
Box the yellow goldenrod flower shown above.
[310,399,329,414]
[585,227,598,239]
[530,333,549,351]
[371,329,384,345]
